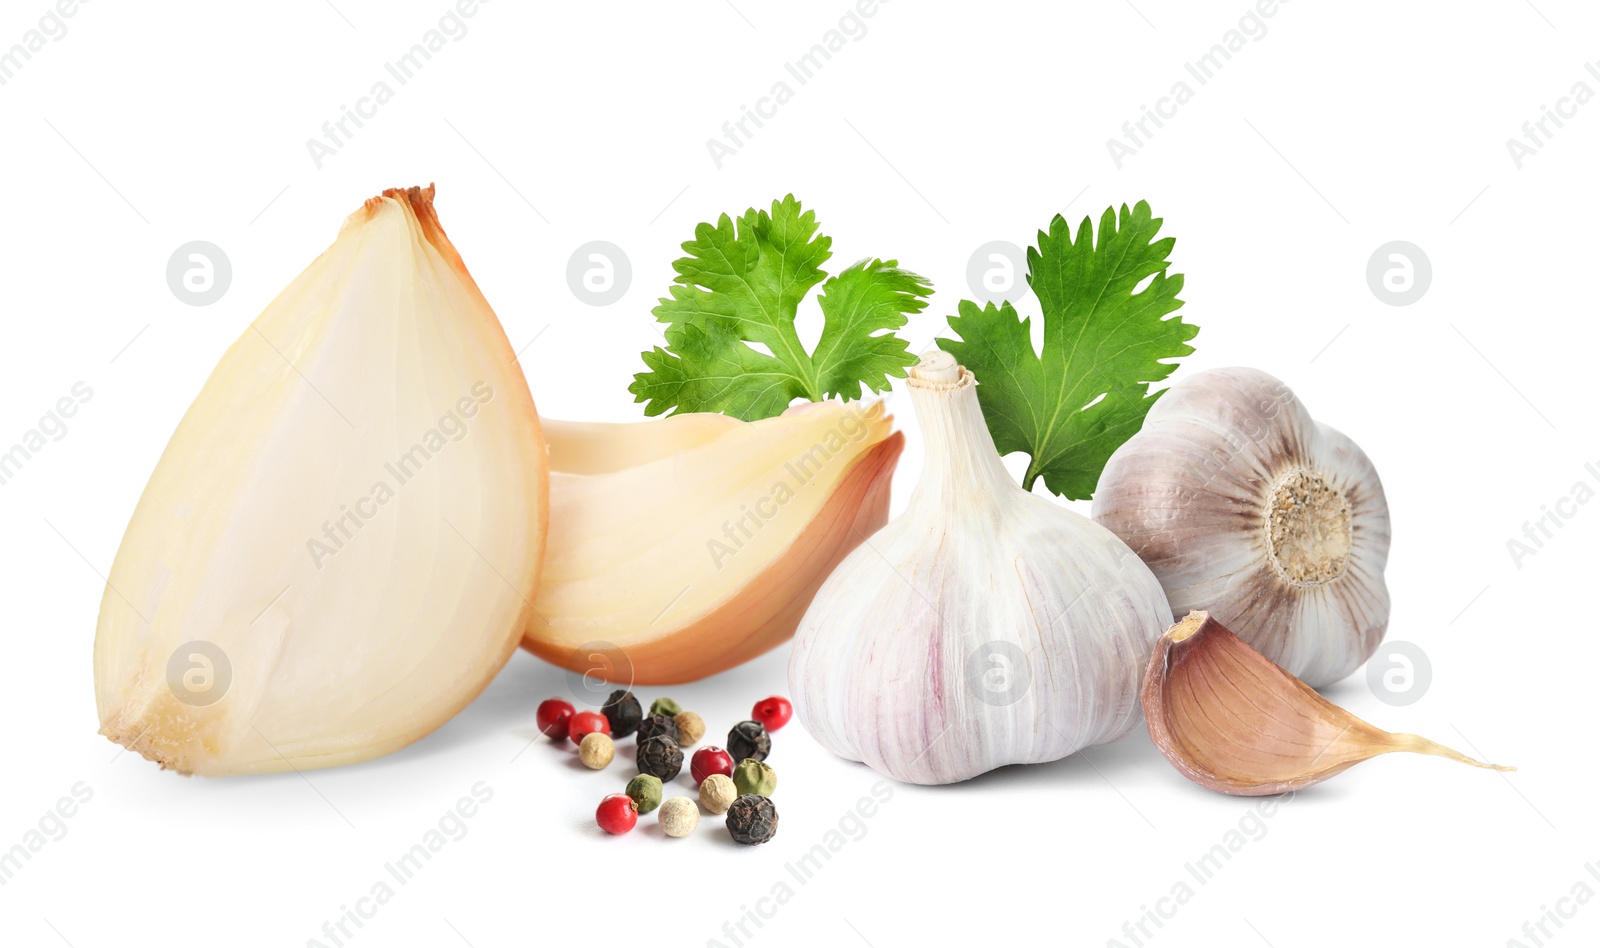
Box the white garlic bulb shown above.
[1091,366,1391,687]
[788,352,1171,785]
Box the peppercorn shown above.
[637,713,680,746]
[625,774,662,814]
[648,697,682,718]
[699,773,737,814]
[727,720,771,762]
[751,695,793,731]
[567,710,610,746]
[726,794,778,845]
[578,732,615,769]
[690,746,734,785]
[636,734,684,781]
[658,796,699,838]
[732,758,777,796]
[674,711,706,747]
[601,689,643,738]
[596,793,637,835]
[536,698,575,741]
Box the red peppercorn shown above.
[595,793,638,835]
[567,710,611,746]
[752,696,793,731]
[536,698,575,741]
[691,746,735,785]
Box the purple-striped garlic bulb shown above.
[789,352,1172,785]
[1092,367,1391,687]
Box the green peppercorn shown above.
[732,759,777,796]
[727,720,770,762]
[637,734,684,781]
[726,794,778,845]
[638,713,680,746]
[625,774,662,814]
[648,697,682,718]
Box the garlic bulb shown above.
[525,401,904,684]
[1092,367,1390,687]
[94,186,548,775]
[788,352,1171,785]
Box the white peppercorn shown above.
[699,773,737,814]
[578,732,614,769]
[674,711,706,747]
[659,796,699,838]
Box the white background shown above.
[1,1,1593,946]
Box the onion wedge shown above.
[94,186,548,776]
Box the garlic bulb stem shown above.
[908,349,960,382]
[905,352,1015,510]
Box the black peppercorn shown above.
[726,720,771,762]
[637,713,680,746]
[601,689,643,738]
[726,794,778,845]
[636,734,684,781]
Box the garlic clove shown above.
[524,401,904,684]
[1143,611,1511,795]
[94,186,548,776]
[790,352,1173,785]
[1092,367,1391,687]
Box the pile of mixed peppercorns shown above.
[535,691,791,845]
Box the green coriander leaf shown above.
[630,195,931,420]
[814,258,935,401]
[635,321,798,422]
[938,201,1199,500]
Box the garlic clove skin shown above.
[525,401,903,684]
[1144,611,1510,795]
[1092,367,1391,687]
[789,352,1172,785]
[94,186,547,776]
